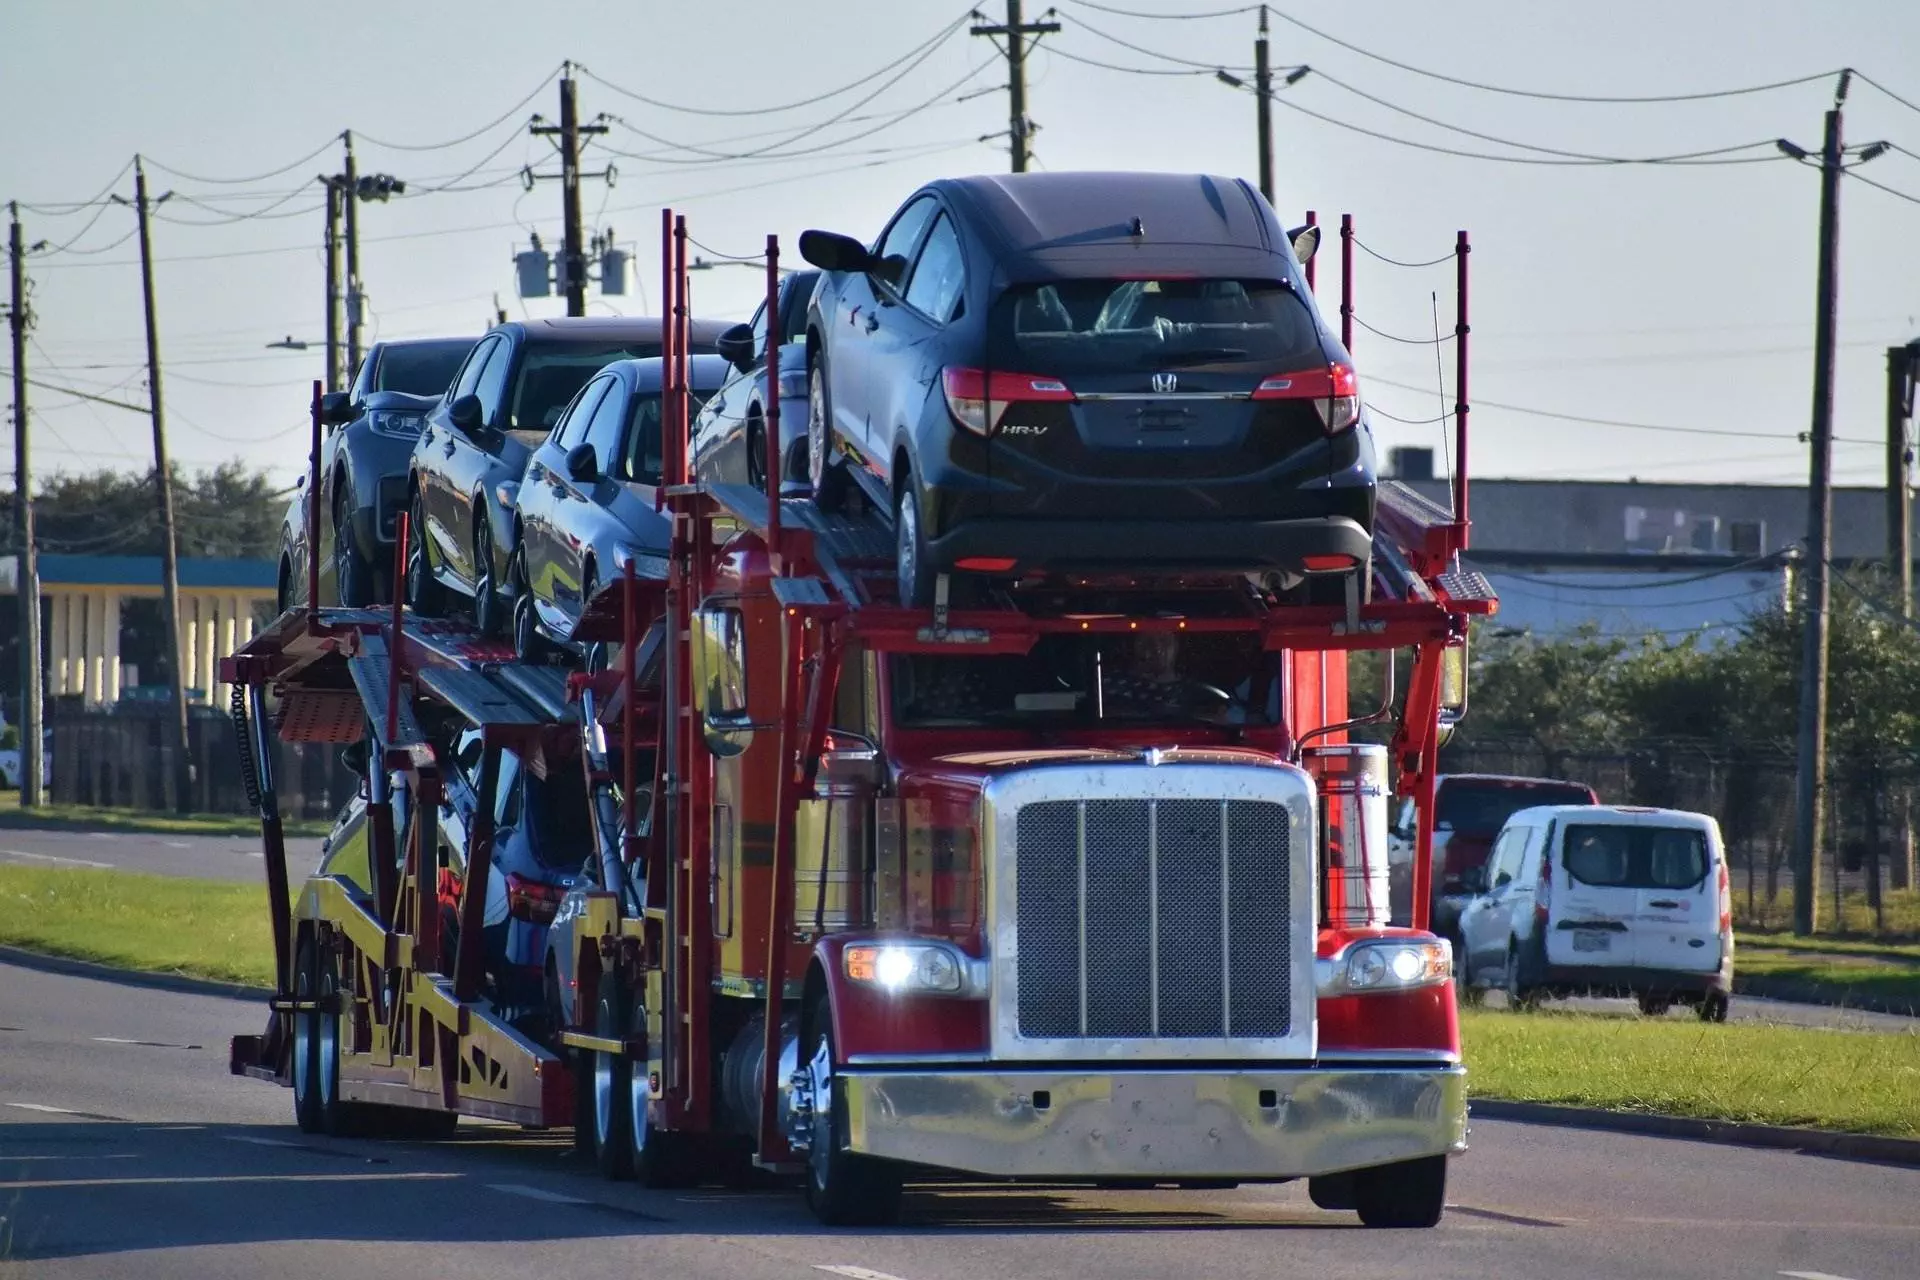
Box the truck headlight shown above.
[1318,937,1452,997]
[844,941,972,996]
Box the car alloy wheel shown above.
[894,481,934,609]
[511,548,548,664]
[334,489,373,608]
[405,492,443,616]
[473,516,502,637]
[807,362,847,512]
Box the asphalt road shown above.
[0,826,326,882]
[2,960,1915,1280]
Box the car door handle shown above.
[528,462,545,481]
[863,313,880,333]
[1648,899,1682,909]
[421,426,433,445]
[442,439,457,458]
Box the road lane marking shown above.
[1781,1272,1862,1280]
[6,1103,79,1114]
[0,1171,458,1190]
[222,1136,304,1149]
[485,1183,595,1206]
[163,841,191,849]
[0,850,113,869]
[815,1268,916,1280]
[91,1036,203,1050]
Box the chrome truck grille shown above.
[987,763,1318,1062]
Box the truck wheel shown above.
[627,994,696,1189]
[1697,991,1730,1023]
[291,940,325,1134]
[1354,1154,1447,1228]
[592,985,634,1179]
[405,492,445,617]
[803,996,903,1226]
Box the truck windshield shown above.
[988,278,1324,375]
[890,631,1281,729]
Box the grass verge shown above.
[0,790,327,839]
[1462,1007,1920,1138]
[0,864,275,989]
[1734,947,1920,1012]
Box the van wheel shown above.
[1505,943,1538,1012]
[1697,991,1730,1023]
[1354,1155,1447,1228]
[1636,994,1672,1018]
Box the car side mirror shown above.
[1462,866,1489,894]
[449,393,484,433]
[715,322,757,372]
[320,390,356,426]
[339,739,368,777]
[566,442,598,484]
[1288,223,1321,265]
[798,228,872,274]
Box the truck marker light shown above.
[955,557,1016,572]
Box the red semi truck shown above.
[225,211,1491,1230]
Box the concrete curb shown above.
[1734,973,1919,1018]
[1471,1099,1920,1167]
[0,945,270,1002]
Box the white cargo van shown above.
[1456,805,1733,1021]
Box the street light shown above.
[266,336,314,351]
[688,255,795,276]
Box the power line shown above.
[1258,84,1784,167]
[1066,0,1258,17]
[1262,6,1841,105]
[143,136,341,186]
[1041,44,1216,77]
[578,11,976,118]
[352,68,561,152]
[1853,71,1920,119]
[13,159,135,215]
[1067,10,1251,72]
[1365,373,1880,445]
[1492,553,1788,592]
[1844,167,1920,207]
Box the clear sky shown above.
[4,0,1919,495]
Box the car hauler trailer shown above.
[227,210,1492,1228]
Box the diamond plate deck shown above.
[1435,570,1495,603]
[416,666,553,727]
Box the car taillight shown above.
[1534,851,1552,927]
[1716,860,1731,935]
[941,367,1073,436]
[506,873,564,924]
[1253,363,1360,434]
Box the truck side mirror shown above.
[816,730,885,792]
[694,606,754,757]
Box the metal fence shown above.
[49,704,352,820]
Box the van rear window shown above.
[1562,825,1708,889]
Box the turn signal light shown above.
[1252,363,1360,434]
[942,367,1074,436]
[955,556,1017,572]
[1301,553,1356,572]
[506,873,565,924]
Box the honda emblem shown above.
[1151,372,1178,393]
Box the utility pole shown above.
[114,158,194,814]
[1890,341,1919,617]
[972,2,1060,173]
[529,66,610,317]
[7,204,43,806]
[1254,6,1274,203]
[343,132,362,377]
[1785,79,1848,937]
[320,173,343,391]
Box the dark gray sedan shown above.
[510,354,731,661]
[277,336,475,611]
[690,268,818,495]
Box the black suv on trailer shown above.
[798,171,1375,606]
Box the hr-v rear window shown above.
[1562,825,1708,889]
[1437,782,1595,837]
[987,278,1323,375]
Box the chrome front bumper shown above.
[838,1064,1467,1180]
